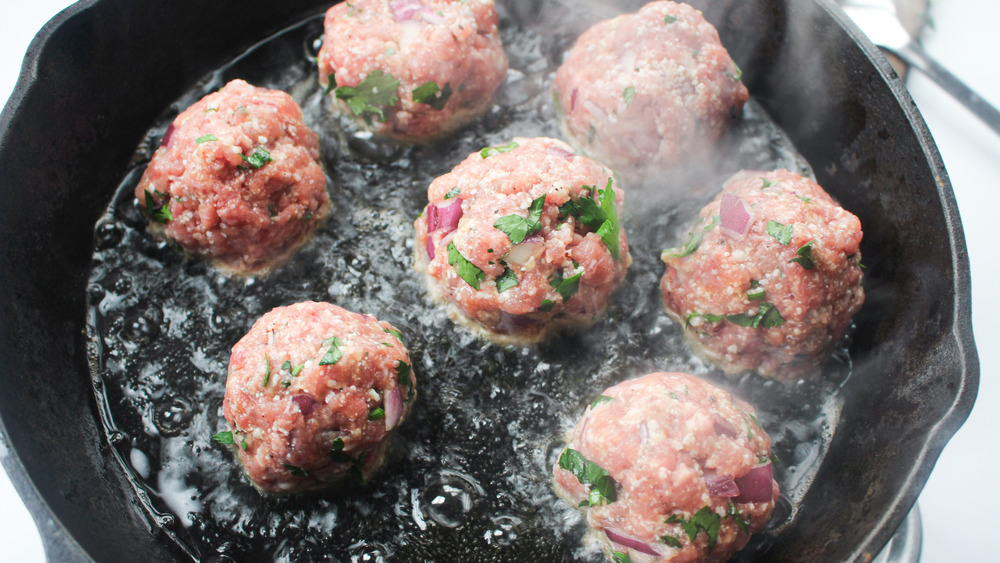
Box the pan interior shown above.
[87,7,854,562]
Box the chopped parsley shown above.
[330,438,352,463]
[384,326,403,340]
[725,62,743,81]
[212,431,235,444]
[766,220,793,245]
[760,177,774,189]
[262,354,271,386]
[727,501,751,534]
[790,240,815,269]
[323,72,337,96]
[549,270,583,303]
[283,463,308,477]
[590,395,614,409]
[494,194,545,244]
[334,69,400,125]
[558,448,617,506]
[319,336,343,365]
[368,407,386,420]
[538,299,554,312]
[195,133,217,144]
[268,203,277,218]
[691,301,785,329]
[396,360,414,399]
[623,86,636,106]
[560,179,622,260]
[664,14,678,24]
[661,534,683,548]
[447,242,485,289]
[496,267,519,293]
[666,506,721,551]
[480,141,520,158]
[239,147,273,170]
[747,280,766,301]
[665,215,719,258]
[143,190,172,224]
[412,81,452,110]
[443,187,461,199]
[612,552,630,563]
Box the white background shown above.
[1,1,996,561]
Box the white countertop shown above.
[2,1,996,561]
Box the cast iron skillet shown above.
[0,0,978,561]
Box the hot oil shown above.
[86,7,851,562]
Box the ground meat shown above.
[223,301,415,493]
[134,79,329,274]
[553,372,778,563]
[553,1,748,179]
[660,169,865,381]
[317,0,508,143]
[414,137,631,344]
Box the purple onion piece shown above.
[436,197,463,234]
[570,88,578,111]
[419,6,445,24]
[384,387,403,431]
[427,203,439,232]
[734,463,774,503]
[389,0,422,21]
[547,145,575,160]
[426,236,436,260]
[719,193,752,241]
[292,395,319,417]
[704,473,740,497]
[604,527,662,557]
[638,421,649,445]
[713,413,738,438]
[160,123,176,147]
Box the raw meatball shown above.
[317,0,508,143]
[553,372,778,563]
[414,137,631,344]
[553,1,748,178]
[222,301,415,493]
[660,169,865,381]
[135,79,329,274]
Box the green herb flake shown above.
[558,448,617,506]
[664,14,678,24]
[205,107,218,113]
[384,327,403,340]
[480,141,520,159]
[612,552,631,563]
[412,81,452,110]
[241,439,248,451]
[268,203,277,218]
[283,463,308,477]
[323,72,337,96]
[766,220,793,245]
[494,194,545,244]
[549,270,583,303]
[661,534,683,548]
[319,336,343,366]
[335,69,400,125]
[212,431,235,444]
[673,506,722,552]
[281,360,292,371]
[447,242,485,289]
[725,62,743,82]
[727,501,751,534]
[790,240,815,269]
[240,147,273,170]
[496,267,519,293]
[143,189,173,224]
[595,180,622,260]
[538,299,554,312]
[443,187,461,200]
[330,438,353,463]
[747,412,763,429]
[747,285,767,301]
[368,407,386,420]
[665,215,719,258]
[262,354,271,386]
[796,193,812,203]
[590,395,614,409]
[196,133,218,145]
[291,364,304,377]
[623,86,636,106]
[396,360,414,399]
[760,177,773,189]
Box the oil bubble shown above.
[421,471,484,528]
[122,305,163,345]
[95,220,124,250]
[153,398,194,437]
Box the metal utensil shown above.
[844,0,1000,135]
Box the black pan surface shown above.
[0,0,978,562]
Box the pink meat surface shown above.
[414,137,631,343]
[134,79,329,274]
[661,169,865,381]
[317,0,508,143]
[553,372,778,563]
[554,1,748,179]
[223,301,415,493]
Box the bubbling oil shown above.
[86,6,849,562]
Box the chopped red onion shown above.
[292,395,318,417]
[638,421,649,445]
[704,473,740,497]
[419,7,445,24]
[505,237,543,265]
[719,193,752,241]
[384,387,403,431]
[604,528,662,557]
[569,88,578,111]
[426,236,436,260]
[547,145,575,160]
[436,197,463,233]
[734,463,773,503]
[712,414,738,438]
[427,203,439,232]
[389,0,422,21]
[160,123,176,147]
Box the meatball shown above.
[135,79,329,274]
[660,169,865,381]
[414,137,631,344]
[553,1,748,178]
[553,372,778,563]
[317,0,508,143]
[222,301,415,493]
